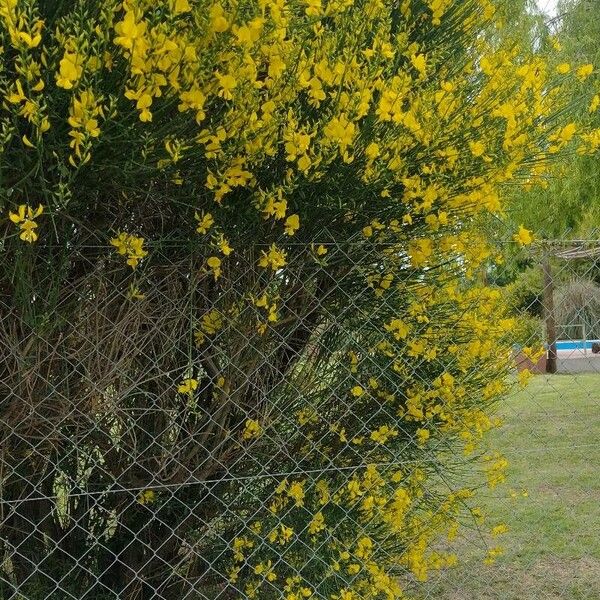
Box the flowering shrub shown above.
[0,0,593,598]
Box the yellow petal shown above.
[17,31,33,47]
[19,229,38,243]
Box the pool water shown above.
[555,339,600,350]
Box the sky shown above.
[537,0,559,17]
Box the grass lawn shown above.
[425,373,600,600]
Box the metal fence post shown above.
[543,255,558,374]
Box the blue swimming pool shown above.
[555,340,600,350]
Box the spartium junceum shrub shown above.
[0,0,594,598]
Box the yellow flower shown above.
[518,367,533,387]
[110,232,148,269]
[9,204,44,243]
[279,524,294,544]
[411,53,427,78]
[207,255,222,279]
[287,481,305,506]
[365,142,380,160]
[297,154,311,172]
[428,0,452,24]
[384,318,410,340]
[355,536,373,559]
[408,238,433,267]
[209,3,229,32]
[242,418,261,440]
[483,546,504,565]
[576,63,594,81]
[172,0,191,13]
[469,140,486,157]
[549,122,576,152]
[114,11,146,50]
[284,214,300,236]
[308,511,326,535]
[217,234,233,256]
[304,0,322,17]
[284,130,311,162]
[137,490,156,505]
[136,93,153,122]
[484,453,509,488]
[16,28,42,49]
[415,428,430,445]
[22,134,35,148]
[6,80,26,104]
[370,425,398,444]
[323,113,356,156]
[195,211,214,234]
[258,244,287,270]
[350,385,364,397]
[513,225,533,246]
[178,378,198,395]
[56,53,82,89]
[558,122,576,143]
[179,89,206,124]
[196,309,223,344]
[263,194,287,220]
[556,63,570,75]
[216,72,237,100]
[18,219,38,242]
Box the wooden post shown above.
[543,256,557,374]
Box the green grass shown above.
[426,373,600,600]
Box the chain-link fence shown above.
[1,234,599,600]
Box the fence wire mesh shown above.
[0,233,598,600]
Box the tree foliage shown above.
[505,0,600,237]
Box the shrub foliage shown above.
[0,0,585,598]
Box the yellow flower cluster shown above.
[219,264,522,595]
[242,418,261,440]
[8,204,43,242]
[195,309,223,345]
[110,232,148,269]
[137,489,156,504]
[67,90,104,165]
[177,377,198,395]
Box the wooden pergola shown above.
[541,242,600,373]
